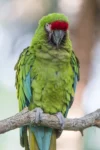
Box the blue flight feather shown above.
[20,127,23,138]
[20,72,32,146]
[23,72,32,104]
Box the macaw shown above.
[14,13,80,150]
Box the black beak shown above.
[52,30,65,48]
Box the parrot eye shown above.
[45,23,52,32]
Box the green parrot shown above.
[14,13,80,150]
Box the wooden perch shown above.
[0,108,100,134]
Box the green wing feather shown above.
[71,51,80,81]
[65,51,80,116]
[14,47,34,150]
[14,47,34,111]
[64,51,79,117]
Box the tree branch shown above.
[0,108,100,134]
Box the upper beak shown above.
[52,30,65,48]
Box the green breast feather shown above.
[15,46,79,115]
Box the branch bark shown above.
[0,108,100,134]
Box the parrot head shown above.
[32,13,70,49]
[44,20,68,48]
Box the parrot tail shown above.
[20,126,30,150]
[29,126,56,150]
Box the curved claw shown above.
[33,107,43,124]
[56,112,65,129]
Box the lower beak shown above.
[52,30,65,48]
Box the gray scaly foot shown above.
[33,107,43,123]
[56,112,65,129]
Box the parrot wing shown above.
[64,51,80,117]
[69,51,80,105]
[14,46,34,110]
[14,47,34,149]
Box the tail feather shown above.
[29,126,56,150]
[29,128,39,150]
[49,130,56,150]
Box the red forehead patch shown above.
[51,21,68,31]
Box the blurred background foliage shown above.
[0,0,100,150]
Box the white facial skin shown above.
[45,23,52,32]
[45,23,53,41]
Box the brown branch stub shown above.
[0,109,100,134]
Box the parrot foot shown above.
[56,112,65,129]
[33,107,43,124]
